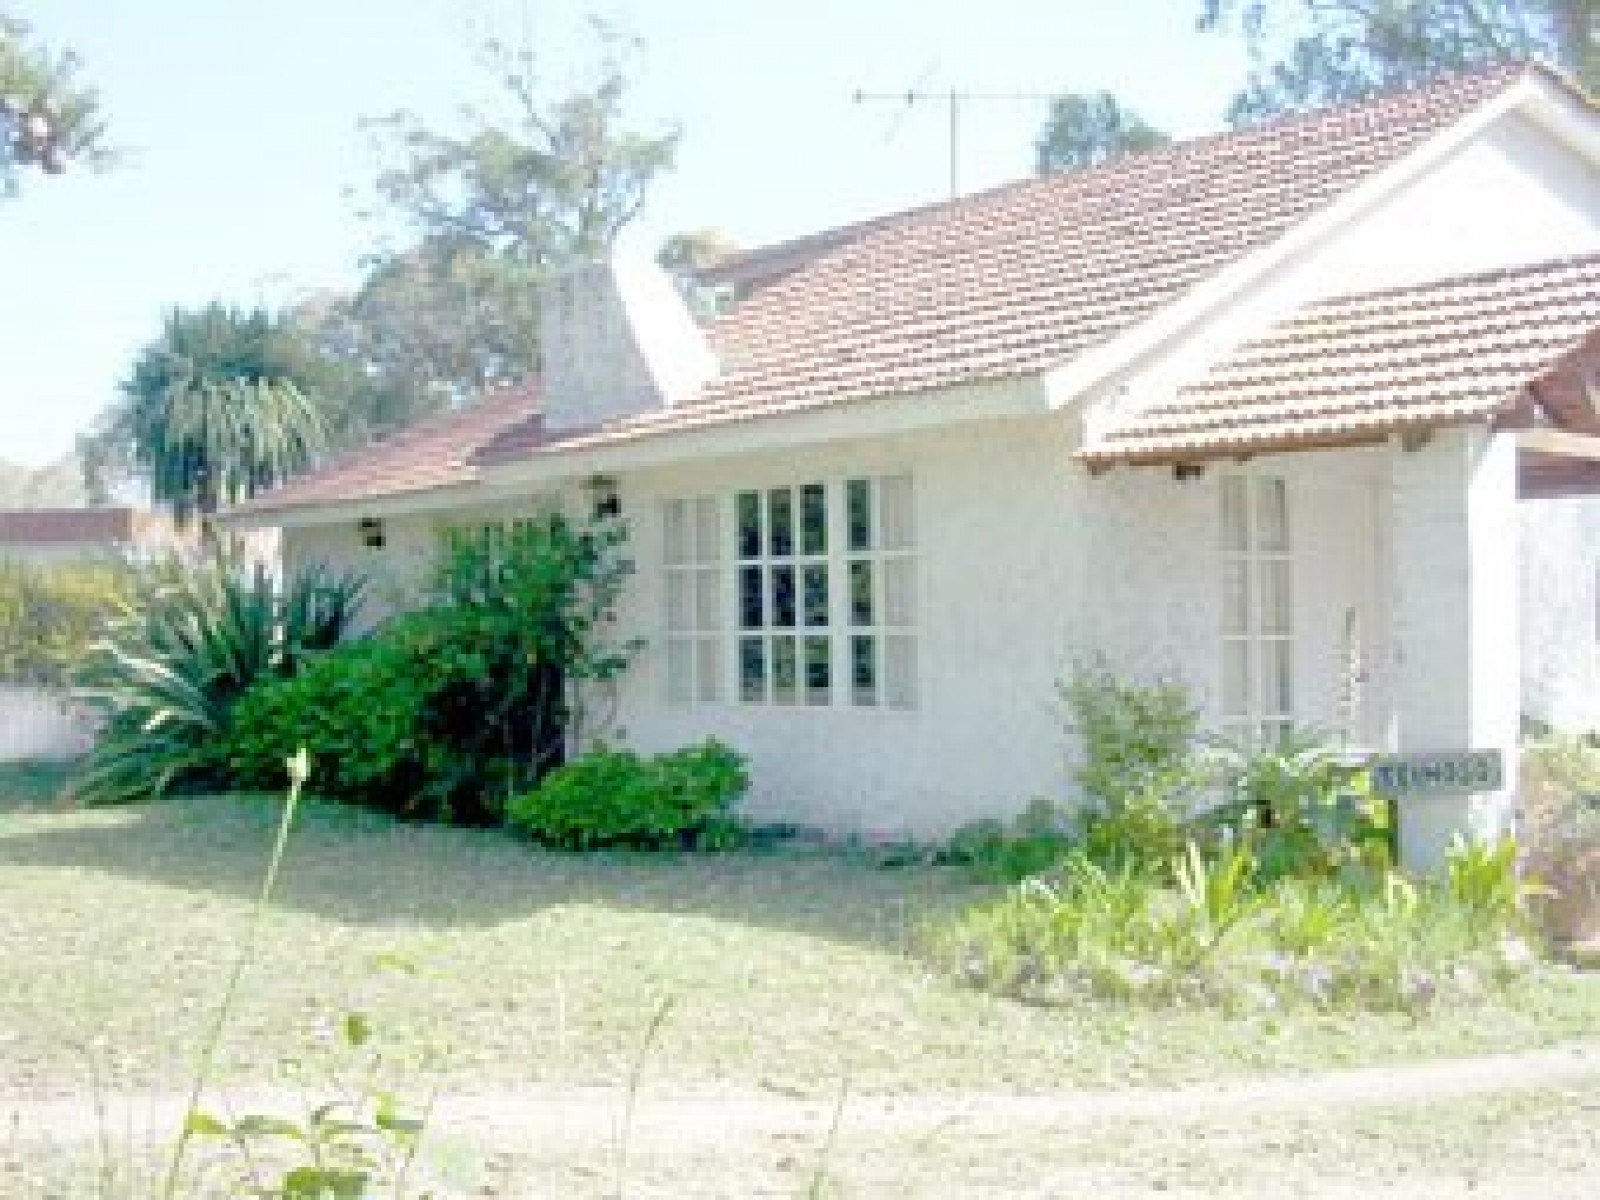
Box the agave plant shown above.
[73,555,364,805]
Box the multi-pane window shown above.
[663,497,722,703]
[845,475,916,708]
[670,476,918,711]
[1220,474,1292,747]
[737,483,832,706]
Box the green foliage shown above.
[73,559,363,806]
[1060,663,1199,870]
[1201,732,1392,883]
[929,841,1544,1014]
[0,11,111,192]
[222,515,636,823]
[0,559,133,685]
[1445,834,1547,930]
[1198,0,1600,126]
[1034,90,1170,174]
[507,740,749,849]
[943,798,1077,882]
[89,305,329,521]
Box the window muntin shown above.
[663,497,723,703]
[845,474,916,708]
[1220,475,1292,747]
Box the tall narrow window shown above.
[737,483,831,706]
[663,497,722,703]
[1220,474,1292,746]
[847,474,917,709]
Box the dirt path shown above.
[6,1041,1599,1197]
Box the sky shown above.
[0,0,1253,468]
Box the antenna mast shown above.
[852,87,1053,198]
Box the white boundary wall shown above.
[0,685,95,761]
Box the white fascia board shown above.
[1042,78,1549,414]
[225,372,1052,531]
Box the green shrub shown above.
[943,798,1076,882]
[220,514,636,824]
[73,557,364,805]
[507,740,749,849]
[0,559,135,685]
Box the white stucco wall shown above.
[1521,496,1600,733]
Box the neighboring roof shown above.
[692,63,1538,416]
[0,507,139,546]
[1082,251,1600,465]
[235,386,544,518]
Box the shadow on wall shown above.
[0,686,97,762]
[0,782,978,944]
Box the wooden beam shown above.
[1516,428,1600,460]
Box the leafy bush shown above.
[507,740,749,849]
[1059,663,1198,871]
[1521,737,1600,945]
[73,558,364,805]
[219,514,636,823]
[1199,733,1391,883]
[943,798,1076,882]
[0,560,135,685]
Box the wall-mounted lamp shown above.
[586,474,621,519]
[1172,462,1206,482]
[357,517,386,548]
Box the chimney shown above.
[539,254,719,432]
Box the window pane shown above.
[768,488,794,558]
[804,636,831,705]
[737,491,762,559]
[740,565,764,630]
[1222,560,1249,636]
[801,483,827,556]
[852,634,878,706]
[663,500,688,566]
[847,478,872,552]
[802,564,829,629]
[1259,559,1291,635]
[772,564,797,628]
[695,569,720,631]
[666,639,692,703]
[850,559,874,627]
[1222,639,1250,716]
[694,497,720,564]
[696,638,721,703]
[772,635,798,705]
[1260,639,1292,716]
[666,572,691,632]
[882,557,914,627]
[1256,477,1288,552]
[1221,476,1247,552]
[880,475,914,550]
[740,637,766,703]
[884,635,916,708]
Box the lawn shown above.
[2,761,1598,1105]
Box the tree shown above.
[1199,1,1600,126]
[308,31,679,417]
[1034,91,1171,174]
[0,9,109,194]
[90,305,327,522]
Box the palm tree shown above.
[114,304,326,523]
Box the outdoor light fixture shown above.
[357,517,386,548]
[586,474,621,519]
[1172,462,1205,482]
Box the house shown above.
[226,63,1600,869]
[0,506,186,565]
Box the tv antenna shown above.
[852,87,1055,198]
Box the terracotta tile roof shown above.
[690,63,1535,416]
[234,385,544,517]
[0,507,137,545]
[241,63,1552,514]
[1083,251,1600,465]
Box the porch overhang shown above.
[1516,428,1600,497]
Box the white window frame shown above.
[1220,473,1293,747]
[662,496,723,704]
